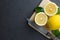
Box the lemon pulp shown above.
[35,12,48,26]
[44,2,58,16]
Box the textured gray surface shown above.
[0,0,60,40]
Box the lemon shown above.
[47,15,60,30]
[35,12,48,26]
[44,2,58,16]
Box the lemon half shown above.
[35,12,48,26]
[44,2,58,16]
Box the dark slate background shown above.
[0,0,60,40]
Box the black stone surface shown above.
[0,0,60,40]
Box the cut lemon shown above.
[44,2,58,16]
[35,12,48,26]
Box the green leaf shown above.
[35,7,44,13]
[52,29,60,37]
[57,7,60,14]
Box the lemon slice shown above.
[44,2,58,16]
[35,12,48,26]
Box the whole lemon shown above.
[47,15,60,30]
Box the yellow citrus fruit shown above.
[35,12,48,26]
[44,2,58,16]
[47,15,60,30]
